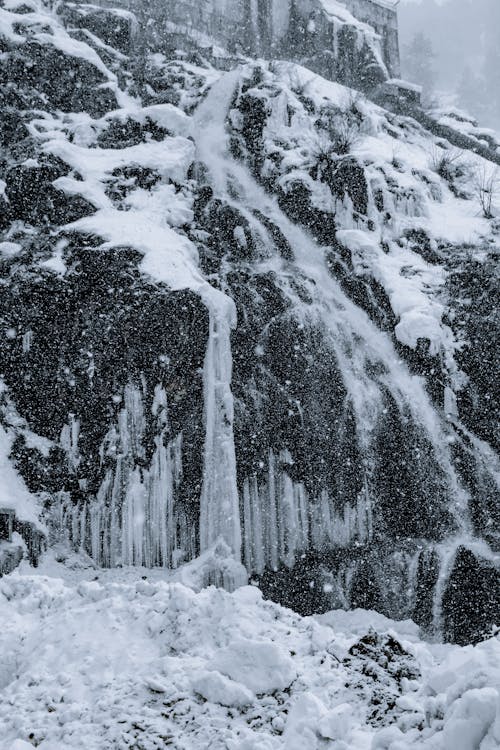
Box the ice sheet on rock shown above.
[197,67,473,548]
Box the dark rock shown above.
[97,117,169,149]
[371,392,453,541]
[451,436,500,546]
[58,4,134,55]
[203,199,257,263]
[404,229,441,265]
[4,162,95,227]
[350,560,382,610]
[278,181,336,245]
[448,254,499,452]
[106,166,161,201]
[0,109,29,149]
[235,91,269,176]
[0,543,24,577]
[322,156,368,214]
[412,548,440,630]
[258,553,332,616]
[13,519,45,567]
[1,41,117,116]
[442,547,500,645]
[345,631,420,726]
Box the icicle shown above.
[60,414,80,472]
[243,478,253,572]
[267,449,279,571]
[22,330,33,353]
[249,0,259,53]
[79,502,87,553]
[250,475,265,574]
[199,299,242,560]
[146,432,176,567]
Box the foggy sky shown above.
[398,0,500,130]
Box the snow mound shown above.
[212,636,297,693]
[192,670,255,707]
[0,565,499,749]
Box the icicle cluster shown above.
[55,385,188,568]
[242,449,373,575]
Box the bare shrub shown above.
[474,165,499,219]
[316,104,361,156]
[429,145,464,181]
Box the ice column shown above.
[199,294,242,560]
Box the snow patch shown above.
[0,425,41,526]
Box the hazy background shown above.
[399,0,500,132]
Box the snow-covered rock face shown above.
[0,0,499,645]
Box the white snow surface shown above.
[0,425,41,526]
[0,560,499,750]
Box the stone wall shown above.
[343,0,400,76]
[87,0,400,83]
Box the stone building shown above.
[86,0,401,91]
[343,0,400,76]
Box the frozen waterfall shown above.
[192,68,474,578]
[51,67,490,627]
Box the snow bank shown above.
[0,563,499,749]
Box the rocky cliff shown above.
[0,0,498,645]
